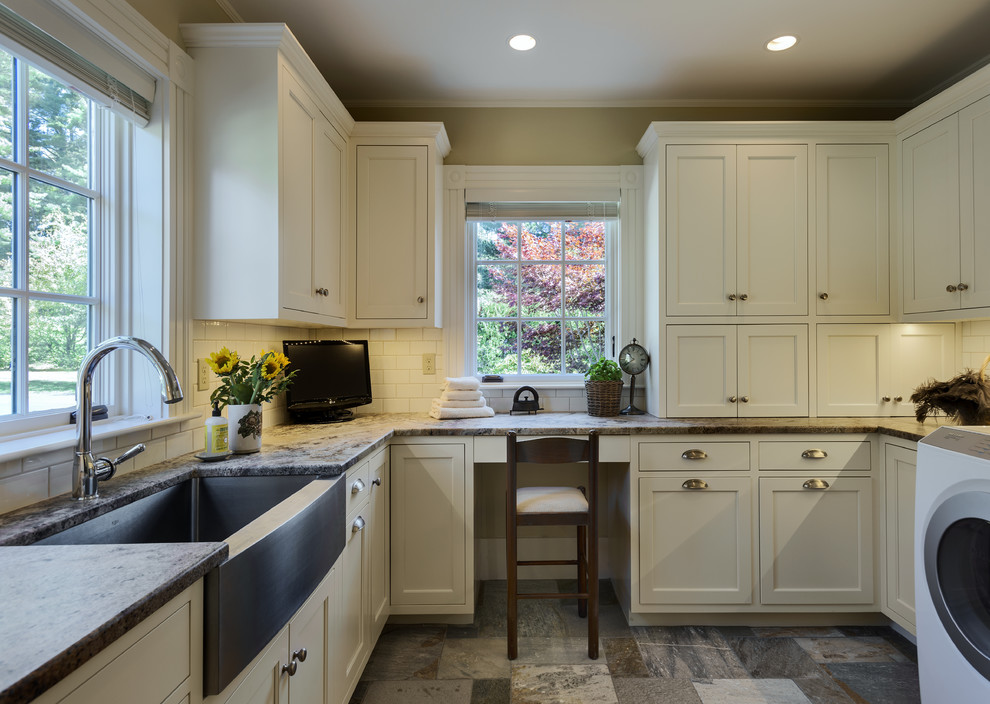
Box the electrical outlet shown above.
[197,358,210,391]
[422,352,436,375]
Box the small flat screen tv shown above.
[282,339,372,423]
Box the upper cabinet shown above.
[902,94,990,315]
[350,124,450,328]
[816,144,889,316]
[665,144,808,317]
[183,24,353,327]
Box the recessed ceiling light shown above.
[509,34,536,51]
[766,35,798,52]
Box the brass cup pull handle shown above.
[351,478,366,494]
[819,292,829,300]
[681,449,708,460]
[803,478,830,490]
[682,478,709,490]
[352,516,366,533]
[801,449,828,459]
[282,659,298,676]
[292,648,308,663]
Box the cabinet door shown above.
[279,67,324,318]
[884,444,917,631]
[390,443,467,606]
[666,325,737,418]
[313,116,347,320]
[218,629,289,704]
[287,573,329,704]
[902,115,961,314]
[816,324,889,416]
[369,449,390,641]
[889,324,955,416]
[639,476,752,604]
[355,145,429,320]
[737,325,808,418]
[736,145,808,316]
[339,509,370,701]
[960,95,990,310]
[759,476,873,605]
[816,144,889,316]
[665,145,736,316]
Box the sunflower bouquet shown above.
[207,347,298,410]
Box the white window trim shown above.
[0,0,194,441]
[443,165,644,387]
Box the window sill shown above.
[479,380,589,391]
[0,412,201,464]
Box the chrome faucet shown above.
[72,336,184,500]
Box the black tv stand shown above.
[289,407,355,424]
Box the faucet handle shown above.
[115,443,146,466]
[94,444,146,482]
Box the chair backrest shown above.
[506,432,600,512]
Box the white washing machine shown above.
[917,426,990,703]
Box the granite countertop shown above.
[0,411,948,702]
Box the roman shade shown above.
[464,201,619,221]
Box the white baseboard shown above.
[476,537,612,580]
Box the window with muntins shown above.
[470,203,616,378]
[0,46,100,417]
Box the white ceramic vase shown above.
[228,403,263,454]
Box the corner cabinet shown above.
[183,24,351,327]
[882,439,917,634]
[350,124,451,327]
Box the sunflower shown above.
[260,351,290,380]
[208,347,239,374]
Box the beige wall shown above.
[124,0,231,47]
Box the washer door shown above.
[925,491,990,679]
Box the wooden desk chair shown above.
[505,431,599,660]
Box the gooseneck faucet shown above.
[72,336,184,500]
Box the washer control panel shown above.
[921,425,990,457]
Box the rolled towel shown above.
[440,389,483,402]
[432,398,486,409]
[429,405,495,419]
[444,376,481,391]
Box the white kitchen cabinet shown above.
[902,96,990,315]
[183,24,350,327]
[211,629,288,704]
[666,324,808,417]
[758,475,874,605]
[351,124,450,327]
[639,475,752,604]
[368,448,390,641]
[816,144,889,315]
[816,323,955,416]
[882,441,917,633]
[33,583,202,704]
[390,439,474,613]
[338,462,372,703]
[665,144,808,316]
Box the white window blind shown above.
[465,201,619,222]
[0,0,154,123]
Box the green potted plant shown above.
[584,356,623,417]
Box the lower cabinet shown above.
[882,440,917,633]
[369,448,390,641]
[389,439,473,614]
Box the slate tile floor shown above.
[351,580,920,704]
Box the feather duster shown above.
[911,355,990,424]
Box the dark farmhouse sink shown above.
[37,475,346,696]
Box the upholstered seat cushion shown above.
[516,486,588,514]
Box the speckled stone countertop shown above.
[0,411,948,702]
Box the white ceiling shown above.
[222,0,990,110]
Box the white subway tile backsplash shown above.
[49,461,73,497]
[395,328,423,340]
[166,430,196,459]
[0,469,49,514]
[383,341,410,356]
[383,398,410,413]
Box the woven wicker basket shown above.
[585,379,623,417]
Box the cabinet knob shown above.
[681,449,708,460]
[738,293,749,301]
[281,659,298,676]
[351,478,366,494]
[958,283,970,292]
[801,449,828,459]
[894,396,903,402]
[802,478,830,490]
[882,396,891,402]
[727,293,736,301]
[352,516,366,533]
[417,296,425,303]
[947,284,958,292]
[315,287,329,296]
[372,477,382,487]
[728,395,737,403]
[740,396,749,403]
[682,478,709,490]
[819,292,829,300]
[292,648,308,663]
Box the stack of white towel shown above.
[429,377,495,419]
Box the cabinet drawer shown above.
[758,440,871,471]
[346,460,371,518]
[638,441,750,471]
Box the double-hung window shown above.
[0,47,99,417]
[469,202,617,379]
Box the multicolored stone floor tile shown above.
[351,581,920,704]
